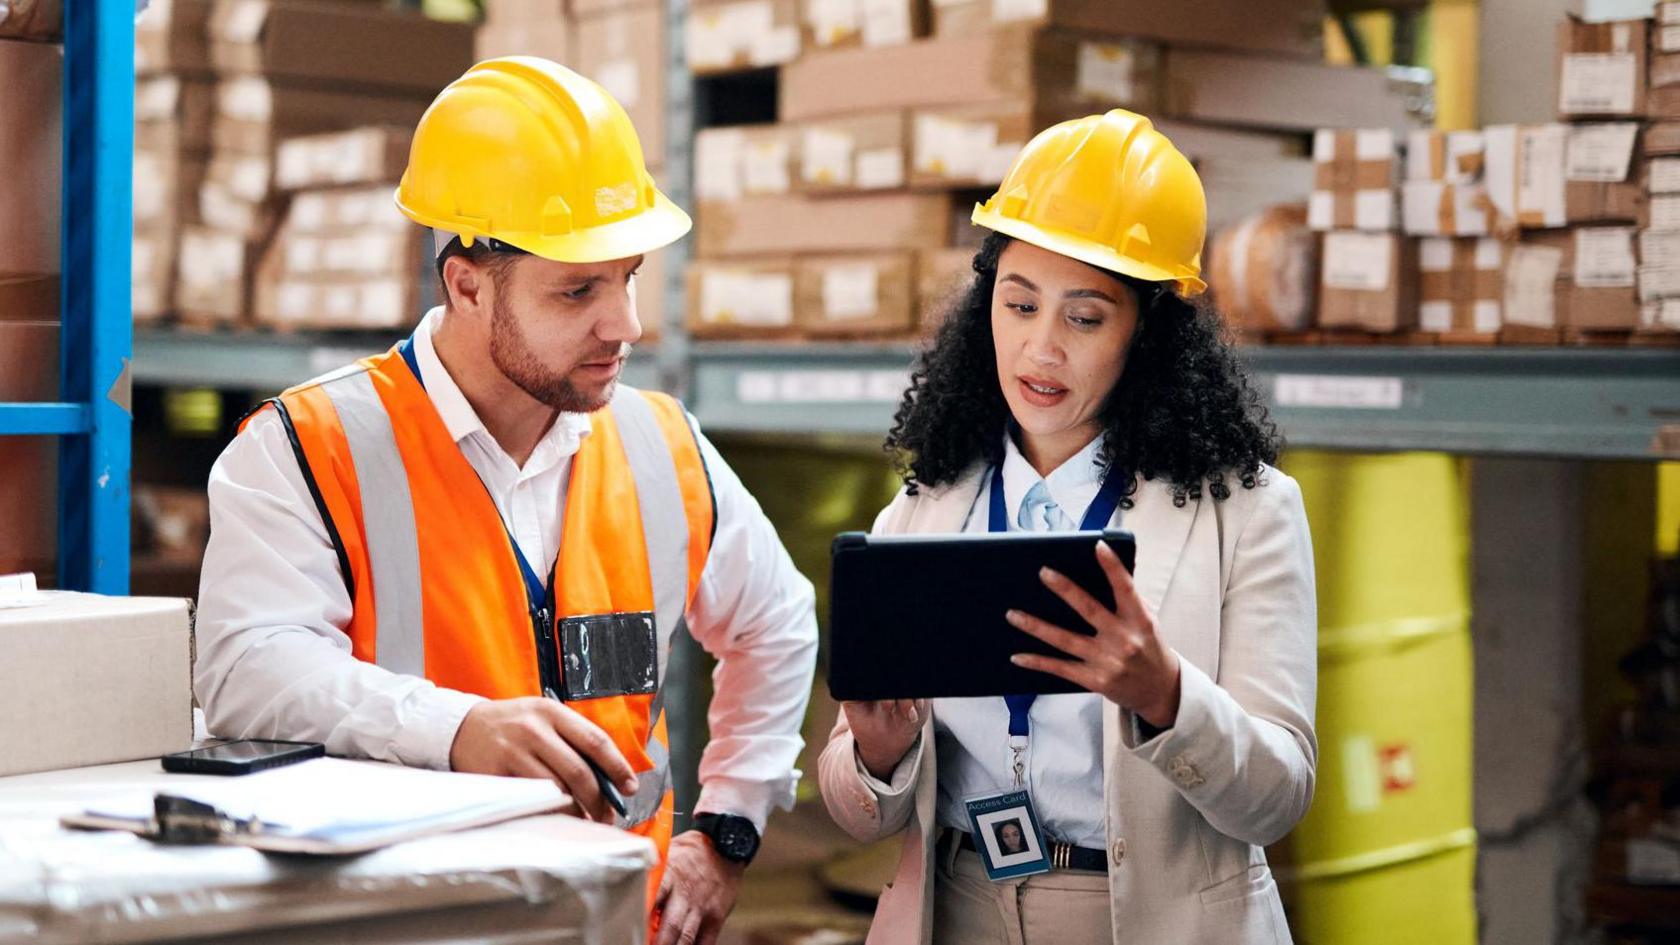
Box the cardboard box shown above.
[1511,228,1639,331]
[1163,49,1420,134]
[1406,130,1485,183]
[136,0,213,76]
[1308,128,1399,232]
[1155,120,1308,161]
[0,38,60,276]
[940,0,1324,59]
[212,77,433,156]
[697,191,951,257]
[1556,16,1646,120]
[687,0,801,75]
[575,5,666,162]
[1317,231,1417,332]
[803,0,928,49]
[133,485,211,558]
[133,229,178,324]
[685,257,798,338]
[0,0,59,41]
[0,593,194,777]
[275,126,411,192]
[915,245,973,331]
[1402,182,1491,236]
[1646,121,1680,156]
[1646,155,1680,194]
[1486,124,1568,230]
[1417,237,1503,335]
[287,185,411,232]
[175,225,260,327]
[634,244,666,342]
[1662,1,1680,52]
[797,111,908,194]
[794,251,914,336]
[781,27,1158,122]
[1207,204,1317,335]
[696,124,799,203]
[134,147,205,234]
[1639,231,1680,309]
[1641,297,1680,331]
[136,76,214,156]
[0,273,58,581]
[209,0,474,94]
[254,271,421,331]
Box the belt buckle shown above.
[1050,839,1071,871]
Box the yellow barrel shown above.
[1272,451,1477,945]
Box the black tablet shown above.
[827,529,1137,701]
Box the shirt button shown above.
[1110,839,1126,863]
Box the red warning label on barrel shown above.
[1379,744,1415,793]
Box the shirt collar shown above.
[411,307,594,461]
[999,430,1108,527]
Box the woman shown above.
[818,110,1317,945]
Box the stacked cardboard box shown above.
[1641,2,1680,336]
[477,0,571,61]
[1308,130,1417,335]
[0,0,59,41]
[689,1,1422,341]
[1,40,61,582]
[688,0,802,75]
[253,127,427,332]
[133,0,213,323]
[164,0,470,329]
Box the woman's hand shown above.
[1007,540,1183,728]
[842,699,927,781]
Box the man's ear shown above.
[443,255,488,315]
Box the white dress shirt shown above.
[930,432,1113,848]
[195,308,819,832]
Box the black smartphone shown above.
[161,739,326,776]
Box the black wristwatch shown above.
[690,812,760,865]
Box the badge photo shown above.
[964,790,1051,881]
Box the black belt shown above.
[944,829,1108,873]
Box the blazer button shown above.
[1110,839,1126,863]
[861,798,876,816]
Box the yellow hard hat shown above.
[395,57,691,264]
[972,109,1207,297]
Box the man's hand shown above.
[449,697,638,822]
[653,831,746,945]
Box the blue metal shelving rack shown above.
[0,1,133,593]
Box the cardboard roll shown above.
[1207,204,1318,336]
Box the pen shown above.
[545,687,628,819]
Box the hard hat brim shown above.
[972,205,1208,298]
[397,189,694,266]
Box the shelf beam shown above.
[0,403,93,436]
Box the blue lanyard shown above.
[396,334,550,611]
[989,454,1126,739]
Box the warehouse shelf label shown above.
[737,369,910,404]
[1274,374,1405,410]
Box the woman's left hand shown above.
[1006,540,1183,728]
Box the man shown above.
[195,58,819,945]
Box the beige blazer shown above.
[818,464,1318,945]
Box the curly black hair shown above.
[884,232,1281,507]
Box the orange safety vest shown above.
[243,339,714,913]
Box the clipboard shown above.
[60,757,569,855]
[827,529,1137,701]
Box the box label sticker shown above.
[1559,53,1638,115]
[855,147,904,189]
[1077,43,1138,104]
[1565,122,1638,182]
[595,59,640,109]
[1639,265,1680,301]
[991,0,1047,23]
[696,129,745,202]
[822,264,881,320]
[1517,125,1567,227]
[803,128,855,187]
[1503,244,1564,328]
[861,0,912,46]
[1418,300,1453,332]
[743,137,792,194]
[1322,232,1393,292]
[1651,157,1680,194]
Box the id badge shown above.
[557,611,659,701]
[963,790,1052,881]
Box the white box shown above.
[0,592,194,777]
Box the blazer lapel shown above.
[909,466,987,534]
[1122,477,1199,619]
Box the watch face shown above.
[717,817,759,861]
